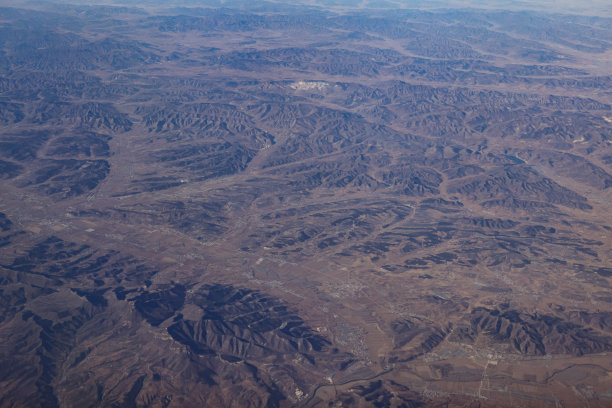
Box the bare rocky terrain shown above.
[0,1,611,407]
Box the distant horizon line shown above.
[1,0,611,17]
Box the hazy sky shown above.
[2,0,611,16]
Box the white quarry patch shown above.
[290,80,329,90]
